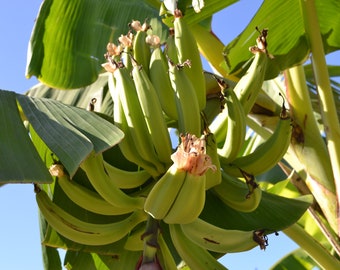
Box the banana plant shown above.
[1,0,340,269]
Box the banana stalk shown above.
[285,65,337,235]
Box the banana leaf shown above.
[0,87,123,183]
[26,0,237,89]
[26,0,163,89]
[223,0,340,79]
[0,90,52,183]
[270,249,316,270]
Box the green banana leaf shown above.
[202,190,312,232]
[26,0,163,89]
[0,90,52,183]
[0,88,123,183]
[64,249,142,270]
[270,248,316,270]
[26,0,238,89]
[223,0,340,79]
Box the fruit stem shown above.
[141,216,160,265]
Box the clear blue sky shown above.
[0,1,337,269]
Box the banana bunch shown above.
[33,8,298,268]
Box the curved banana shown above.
[132,63,173,166]
[163,173,206,224]
[202,93,225,127]
[157,233,178,270]
[169,224,227,270]
[36,187,147,246]
[168,61,201,136]
[218,87,247,162]
[204,132,222,190]
[149,46,178,120]
[57,175,137,215]
[213,170,262,212]
[103,160,151,189]
[144,164,186,220]
[181,218,263,253]
[173,9,206,111]
[233,29,270,115]
[220,110,292,177]
[80,152,145,211]
[208,104,229,145]
[110,74,161,177]
[113,65,165,174]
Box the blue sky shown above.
[0,0,337,269]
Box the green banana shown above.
[113,65,165,174]
[218,86,247,162]
[169,224,227,270]
[173,9,206,111]
[220,109,292,177]
[132,63,173,166]
[233,29,270,115]
[110,73,161,177]
[208,103,229,145]
[202,92,226,127]
[157,233,178,270]
[57,175,137,216]
[103,160,151,189]
[144,164,186,220]
[149,46,178,120]
[181,218,265,253]
[163,173,206,224]
[213,170,262,212]
[124,225,145,251]
[80,152,145,211]
[36,187,147,246]
[168,61,201,136]
[131,20,151,74]
[204,132,222,190]
[165,29,178,65]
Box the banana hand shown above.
[144,164,186,220]
[57,174,138,215]
[163,173,206,224]
[103,160,151,189]
[220,109,291,177]
[36,186,147,246]
[80,152,145,211]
